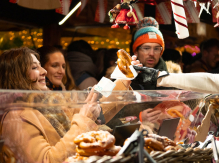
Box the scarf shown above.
[46,77,62,91]
[154,57,168,71]
[26,93,71,138]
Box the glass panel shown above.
[0,89,213,162]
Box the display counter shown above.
[0,89,216,163]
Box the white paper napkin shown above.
[111,65,138,80]
[94,77,116,97]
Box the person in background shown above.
[0,47,101,163]
[66,40,98,90]
[37,46,76,90]
[130,17,169,90]
[94,48,107,81]
[188,38,219,72]
[102,48,119,79]
[182,51,195,73]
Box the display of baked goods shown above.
[74,131,121,157]
[117,49,134,78]
[143,134,183,153]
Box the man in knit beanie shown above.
[132,17,167,70]
[131,17,169,90]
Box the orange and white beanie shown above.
[132,17,165,55]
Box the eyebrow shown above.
[51,62,66,65]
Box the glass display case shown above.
[0,89,215,163]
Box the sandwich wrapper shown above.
[110,65,138,80]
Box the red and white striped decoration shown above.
[94,0,108,23]
[212,0,219,22]
[184,0,200,23]
[171,0,189,39]
[132,3,145,21]
[155,1,172,24]
[77,0,89,16]
[56,0,72,15]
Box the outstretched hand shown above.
[79,87,101,121]
[141,108,162,122]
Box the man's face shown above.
[134,42,162,68]
[205,46,219,68]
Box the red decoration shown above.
[212,0,219,22]
[77,0,89,16]
[94,0,108,23]
[155,1,172,24]
[9,0,18,3]
[109,0,139,30]
[184,0,200,23]
[56,0,72,15]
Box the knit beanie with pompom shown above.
[132,17,165,55]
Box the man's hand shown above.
[79,87,101,121]
[141,108,162,122]
[131,55,143,67]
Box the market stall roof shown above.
[0,0,217,47]
[0,0,213,30]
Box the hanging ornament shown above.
[109,0,139,30]
[56,0,72,15]
[213,0,219,9]
[194,0,197,7]
[76,0,89,16]
[212,0,219,22]
[155,1,172,25]
[94,0,108,23]
[199,2,211,17]
[214,11,219,27]
[184,0,200,23]
[207,1,211,11]
[171,0,189,39]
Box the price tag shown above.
[94,77,116,97]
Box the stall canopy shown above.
[0,0,218,50]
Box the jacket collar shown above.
[154,57,168,71]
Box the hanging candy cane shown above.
[171,0,189,39]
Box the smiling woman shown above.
[37,46,76,90]
[0,47,47,90]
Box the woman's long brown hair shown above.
[0,47,40,90]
